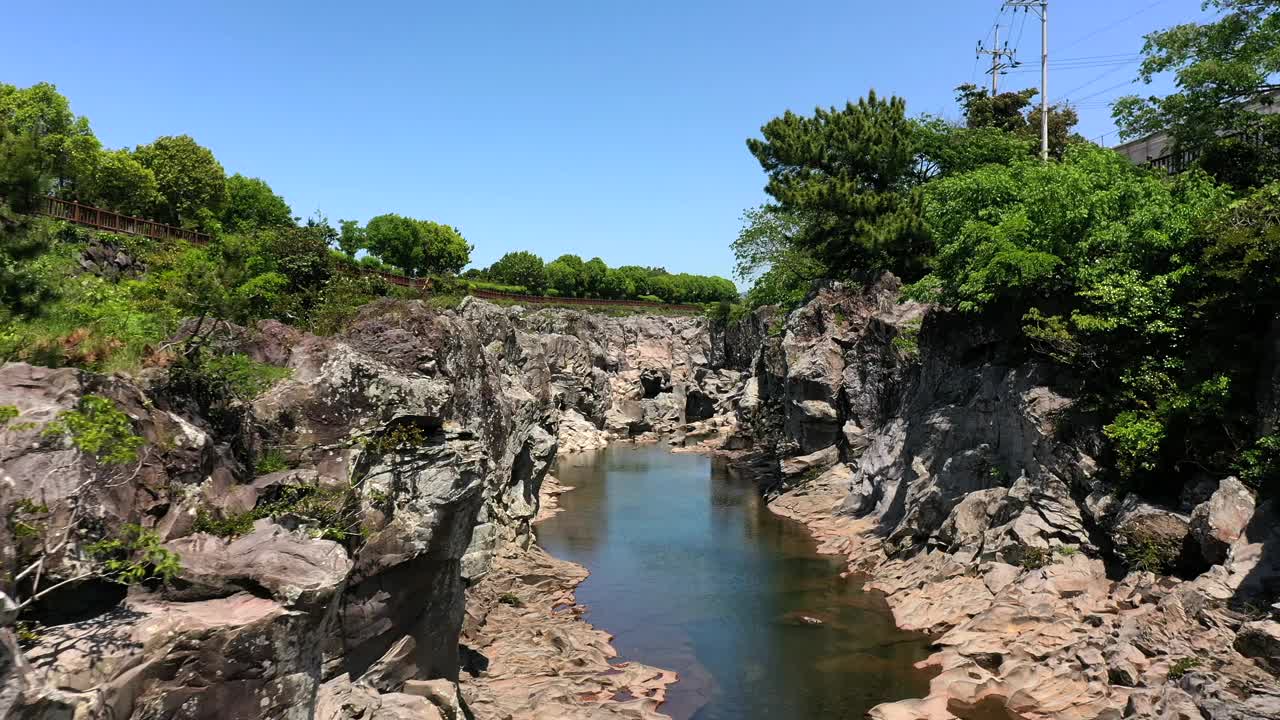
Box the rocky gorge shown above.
[1,277,1278,720]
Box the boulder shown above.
[1189,477,1255,566]
[1234,620,1280,673]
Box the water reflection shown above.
[536,444,933,720]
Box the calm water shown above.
[536,444,933,720]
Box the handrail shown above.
[38,196,212,244]
[41,196,706,313]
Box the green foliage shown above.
[0,207,53,322]
[497,592,524,607]
[133,135,227,228]
[81,149,162,217]
[255,447,292,475]
[198,353,292,401]
[0,82,100,196]
[911,117,1037,182]
[194,483,358,542]
[337,219,365,258]
[221,174,294,233]
[1167,657,1202,680]
[1235,435,1280,491]
[1104,412,1166,478]
[85,523,181,585]
[0,404,18,424]
[1113,1,1280,185]
[891,320,921,358]
[488,251,547,293]
[42,394,144,465]
[363,214,472,277]
[731,205,825,309]
[1016,546,1051,570]
[1121,530,1182,574]
[746,91,930,281]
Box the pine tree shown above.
[746,91,929,281]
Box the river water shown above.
[536,443,933,720]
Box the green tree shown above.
[133,135,227,228]
[547,254,586,296]
[954,84,1080,159]
[0,82,100,196]
[82,149,161,217]
[488,251,546,292]
[364,214,470,276]
[221,174,294,232]
[955,84,1038,132]
[364,214,421,275]
[911,117,1038,182]
[0,208,53,322]
[545,259,580,296]
[1113,0,1280,177]
[337,219,365,258]
[418,220,471,275]
[732,205,826,308]
[583,257,608,297]
[746,91,930,281]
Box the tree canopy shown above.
[746,91,930,281]
[222,174,294,233]
[133,135,227,228]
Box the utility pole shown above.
[977,25,1016,94]
[1004,0,1049,161]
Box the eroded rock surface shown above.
[709,277,1280,720]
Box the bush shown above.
[42,394,143,464]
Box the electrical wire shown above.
[1057,0,1175,54]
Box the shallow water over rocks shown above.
[536,444,933,720]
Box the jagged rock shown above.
[1234,620,1280,673]
[1189,477,1255,566]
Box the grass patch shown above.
[1167,656,1202,680]
[193,483,360,542]
[254,447,292,475]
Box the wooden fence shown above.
[39,197,212,244]
[39,196,706,313]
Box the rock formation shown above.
[4,275,1278,720]
[693,276,1280,720]
[0,298,743,719]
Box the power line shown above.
[1055,59,1141,103]
[1057,0,1174,54]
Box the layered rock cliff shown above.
[0,298,741,720]
[701,276,1280,720]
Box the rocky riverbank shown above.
[5,276,1279,720]
[686,277,1280,719]
[459,475,677,720]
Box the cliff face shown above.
[0,299,738,720]
[717,277,1280,720]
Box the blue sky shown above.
[2,1,1206,280]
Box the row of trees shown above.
[479,251,738,304]
[733,0,1280,495]
[0,82,473,278]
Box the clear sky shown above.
[2,0,1207,280]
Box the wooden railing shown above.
[40,196,705,313]
[39,197,211,244]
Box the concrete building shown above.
[1112,90,1280,172]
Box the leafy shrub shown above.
[891,320,922,358]
[42,395,143,464]
[255,447,292,475]
[197,353,291,401]
[0,404,17,424]
[85,523,181,585]
[638,294,662,304]
[194,483,358,542]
